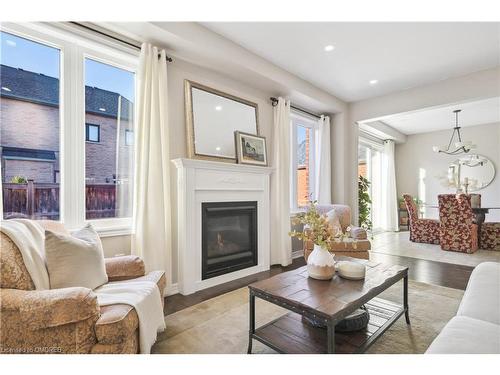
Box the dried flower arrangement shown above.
[289,201,356,250]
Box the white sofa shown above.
[426,262,500,354]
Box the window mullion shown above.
[62,44,85,230]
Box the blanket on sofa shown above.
[96,280,166,353]
[1,219,165,353]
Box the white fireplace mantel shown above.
[172,158,273,295]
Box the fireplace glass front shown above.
[202,201,258,280]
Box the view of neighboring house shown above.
[296,127,310,206]
[0,64,134,185]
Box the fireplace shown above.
[202,201,258,280]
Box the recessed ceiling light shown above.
[369,79,379,85]
[1,86,11,92]
[99,107,106,111]
[5,40,16,47]
[324,45,335,52]
[215,105,222,111]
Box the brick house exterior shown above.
[297,128,310,206]
[0,64,134,185]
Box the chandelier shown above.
[432,109,475,155]
[458,154,488,168]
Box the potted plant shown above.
[289,201,353,280]
[10,176,27,184]
[358,176,372,232]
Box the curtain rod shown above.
[270,97,321,119]
[70,22,173,62]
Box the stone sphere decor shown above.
[336,260,366,280]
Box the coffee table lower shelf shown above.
[251,298,404,354]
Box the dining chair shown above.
[438,194,478,253]
[403,194,440,244]
[480,222,500,250]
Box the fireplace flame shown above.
[217,232,224,249]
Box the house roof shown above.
[0,64,133,120]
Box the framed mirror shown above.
[185,80,259,162]
[447,154,496,192]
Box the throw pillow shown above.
[326,209,343,236]
[45,224,108,290]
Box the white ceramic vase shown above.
[307,244,336,280]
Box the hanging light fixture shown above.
[432,109,476,155]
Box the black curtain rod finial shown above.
[158,53,173,63]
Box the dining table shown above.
[424,205,500,226]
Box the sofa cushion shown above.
[349,226,368,240]
[45,224,108,290]
[426,316,500,354]
[457,262,500,325]
[326,209,343,236]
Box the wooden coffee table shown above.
[247,257,409,354]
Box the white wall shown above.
[101,235,132,258]
[395,122,500,221]
[349,67,500,225]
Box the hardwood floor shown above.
[164,253,474,316]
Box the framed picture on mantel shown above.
[234,131,268,166]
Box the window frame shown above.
[290,111,319,213]
[1,22,139,236]
[85,123,101,143]
[358,136,385,234]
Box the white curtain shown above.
[132,44,172,283]
[381,140,399,231]
[271,97,292,266]
[315,115,331,204]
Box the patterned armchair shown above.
[480,223,500,250]
[0,220,166,354]
[303,204,371,261]
[438,194,478,253]
[403,194,440,244]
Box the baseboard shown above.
[292,249,304,259]
[165,283,179,296]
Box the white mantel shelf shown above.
[172,158,273,175]
[172,157,273,295]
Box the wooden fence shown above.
[2,180,118,220]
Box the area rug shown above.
[371,231,500,267]
[152,280,464,354]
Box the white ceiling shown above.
[376,97,500,135]
[202,22,500,102]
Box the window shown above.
[86,123,100,142]
[358,138,384,232]
[84,58,135,220]
[0,31,61,220]
[0,23,138,234]
[125,129,134,146]
[290,112,318,211]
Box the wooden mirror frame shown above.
[184,80,260,163]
